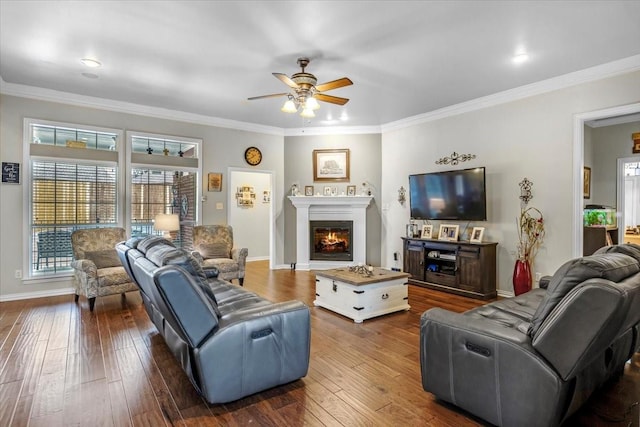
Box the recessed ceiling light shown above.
[513,53,529,64]
[512,52,529,64]
[82,72,99,79]
[81,58,101,68]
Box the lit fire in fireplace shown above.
[316,229,349,252]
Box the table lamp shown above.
[154,213,179,238]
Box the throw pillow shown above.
[85,249,121,269]
[528,252,639,337]
[198,242,230,259]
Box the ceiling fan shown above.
[248,57,353,118]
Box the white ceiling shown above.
[1,1,640,131]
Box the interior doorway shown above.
[573,102,640,257]
[227,168,275,268]
[618,158,640,240]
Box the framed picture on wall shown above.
[207,172,222,192]
[313,149,350,182]
[583,166,591,199]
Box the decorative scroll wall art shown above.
[435,151,476,165]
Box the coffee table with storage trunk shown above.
[313,267,411,323]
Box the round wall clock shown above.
[244,146,262,166]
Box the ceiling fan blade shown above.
[315,77,353,92]
[273,73,299,88]
[247,93,289,101]
[315,93,350,105]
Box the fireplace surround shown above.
[289,195,373,270]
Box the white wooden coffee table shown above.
[313,267,410,323]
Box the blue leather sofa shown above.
[116,236,311,403]
[420,244,640,426]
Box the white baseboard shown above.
[0,287,75,302]
[497,289,515,298]
[246,256,269,262]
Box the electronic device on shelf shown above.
[408,167,487,221]
[440,253,456,261]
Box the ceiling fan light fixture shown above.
[281,99,297,113]
[300,107,315,118]
[306,96,320,111]
[81,58,101,68]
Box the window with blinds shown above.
[127,132,201,249]
[26,119,122,277]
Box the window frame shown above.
[125,131,202,242]
[22,118,125,281]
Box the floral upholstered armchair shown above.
[70,227,138,311]
[192,225,248,285]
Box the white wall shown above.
[0,94,284,298]
[228,169,271,260]
[590,121,640,207]
[381,71,640,295]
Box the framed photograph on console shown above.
[304,185,314,196]
[438,224,459,241]
[470,227,485,243]
[313,149,350,182]
[421,224,433,239]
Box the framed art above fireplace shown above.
[313,149,350,182]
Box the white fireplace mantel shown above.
[289,196,373,270]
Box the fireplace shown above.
[310,220,353,261]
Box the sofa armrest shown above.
[195,300,310,403]
[191,251,204,264]
[231,247,248,265]
[532,279,626,380]
[539,275,552,289]
[421,308,566,427]
[71,259,98,277]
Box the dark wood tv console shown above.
[402,237,497,300]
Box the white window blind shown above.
[30,161,118,274]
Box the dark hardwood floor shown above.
[0,261,638,426]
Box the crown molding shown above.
[3,54,639,137]
[380,55,640,133]
[0,77,284,136]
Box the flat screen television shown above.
[409,167,487,221]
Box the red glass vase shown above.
[513,259,532,296]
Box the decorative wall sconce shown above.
[519,177,533,205]
[398,186,406,205]
[435,151,476,165]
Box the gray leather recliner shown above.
[116,236,311,404]
[420,244,640,427]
